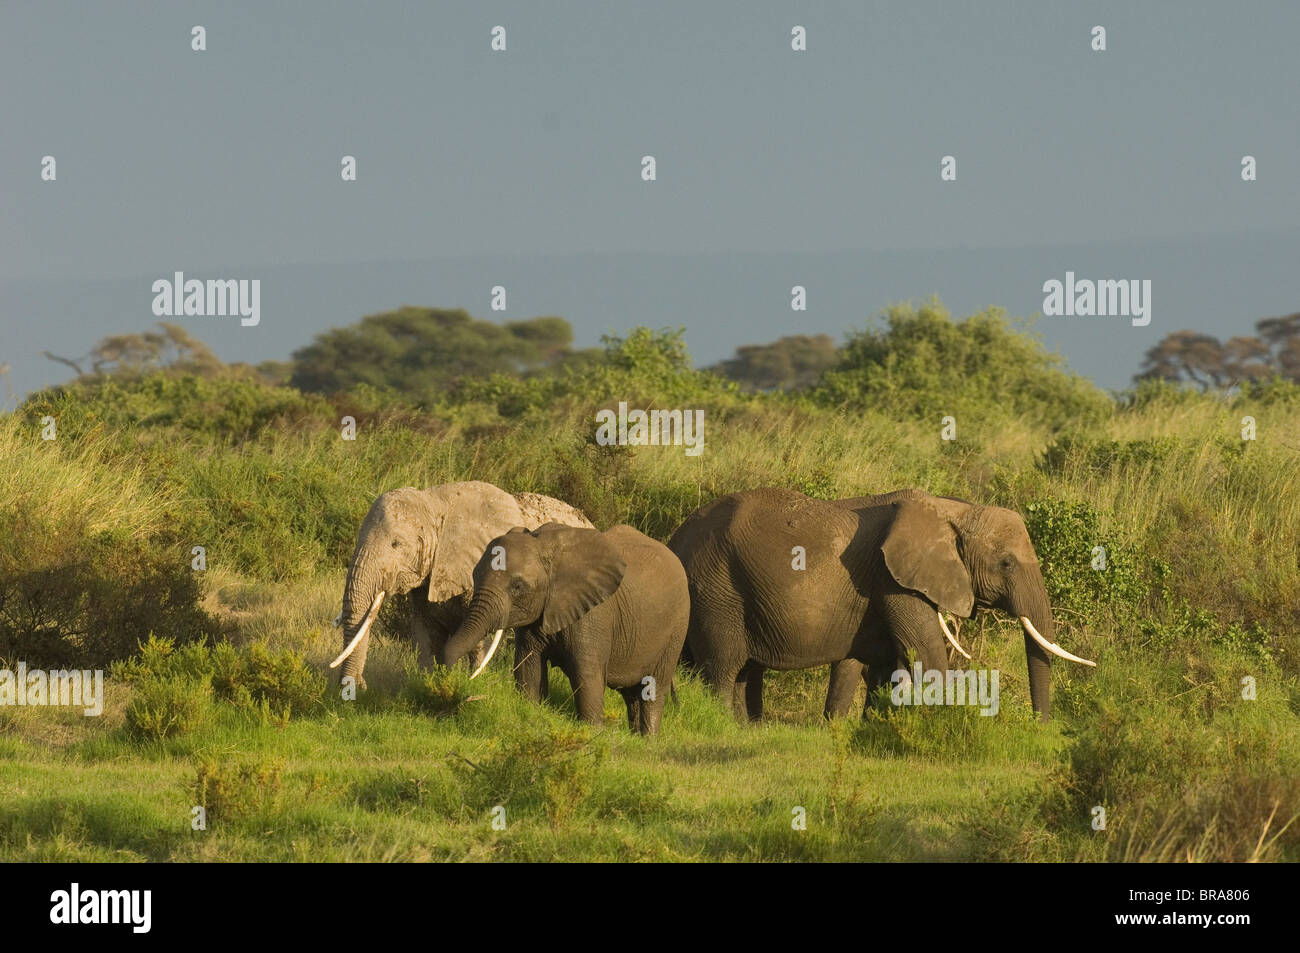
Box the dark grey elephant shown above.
[440,523,689,735]
[669,487,1094,722]
[743,492,971,720]
[330,481,591,689]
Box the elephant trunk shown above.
[1021,612,1053,722]
[442,590,508,668]
[338,547,385,685]
[1011,578,1056,721]
[1011,568,1099,721]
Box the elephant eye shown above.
[391,540,400,548]
[1000,554,1016,571]
[510,577,528,594]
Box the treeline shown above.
[42,300,1300,401]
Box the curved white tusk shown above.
[937,611,971,660]
[329,590,385,669]
[469,629,504,680]
[1020,616,1096,667]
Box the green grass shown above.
[3,309,1300,861]
[0,654,1064,861]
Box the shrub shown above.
[814,299,1112,433]
[450,722,604,828]
[124,673,212,742]
[399,662,472,717]
[0,508,214,669]
[1021,497,1153,629]
[210,641,324,718]
[24,374,336,443]
[112,634,213,684]
[1044,655,1300,861]
[114,635,324,725]
[194,756,286,824]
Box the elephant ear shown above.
[880,500,975,617]
[427,485,525,603]
[538,526,627,635]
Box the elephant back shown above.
[514,492,593,530]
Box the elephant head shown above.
[440,524,626,670]
[877,491,1094,720]
[331,483,539,687]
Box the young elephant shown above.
[440,523,689,735]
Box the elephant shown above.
[330,481,591,689]
[668,487,1094,723]
[440,523,690,735]
[741,492,972,721]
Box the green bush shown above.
[814,299,1111,432]
[24,374,336,443]
[112,634,213,683]
[194,755,286,824]
[210,641,324,718]
[450,722,605,828]
[124,673,212,742]
[1022,498,1153,629]
[399,662,473,717]
[0,512,215,668]
[1043,650,1300,861]
[114,635,324,725]
[1039,435,1179,474]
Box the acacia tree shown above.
[44,322,229,380]
[287,307,588,400]
[1136,312,1300,388]
[707,333,839,391]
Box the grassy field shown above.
[3,306,1299,861]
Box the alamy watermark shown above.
[50,883,151,933]
[595,401,704,456]
[0,663,104,716]
[1042,271,1151,327]
[890,662,1000,716]
[152,272,260,326]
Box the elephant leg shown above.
[824,658,864,719]
[640,685,666,736]
[619,686,642,733]
[571,669,606,726]
[514,640,546,703]
[700,651,748,723]
[741,661,765,722]
[633,659,674,736]
[879,592,949,676]
[860,640,897,717]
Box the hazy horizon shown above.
[4,1,1297,399]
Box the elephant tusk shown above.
[1020,616,1096,667]
[329,590,386,669]
[937,611,971,660]
[469,629,504,680]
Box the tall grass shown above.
[3,311,1299,860]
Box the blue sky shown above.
[3,1,1297,399]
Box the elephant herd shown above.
[330,481,1095,734]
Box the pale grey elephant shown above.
[330,481,592,688]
